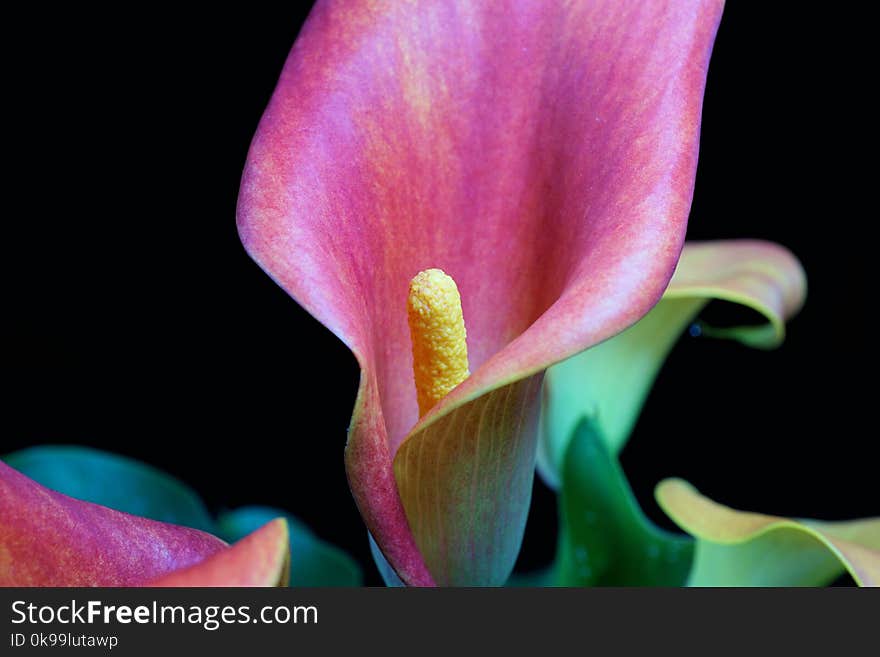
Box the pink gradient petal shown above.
[148,519,290,587]
[238,0,723,584]
[0,462,225,586]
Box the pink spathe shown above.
[237,0,725,585]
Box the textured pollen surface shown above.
[407,269,470,417]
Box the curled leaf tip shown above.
[666,240,807,349]
[656,478,880,587]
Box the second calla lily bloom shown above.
[0,462,290,586]
[237,0,724,585]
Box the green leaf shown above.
[555,418,693,586]
[3,445,215,532]
[656,478,880,586]
[538,240,807,488]
[217,507,363,587]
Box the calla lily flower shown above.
[237,0,724,585]
[0,462,290,586]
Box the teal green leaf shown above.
[3,445,215,532]
[217,507,363,587]
[656,479,880,586]
[538,240,806,488]
[555,418,693,586]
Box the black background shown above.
[4,3,874,585]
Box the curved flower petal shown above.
[538,240,806,488]
[217,507,362,586]
[238,0,723,584]
[149,519,290,587]
[394,375,543,585]
[656,479,880,586]
[4,446,215,532]
[0,461,225,586]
